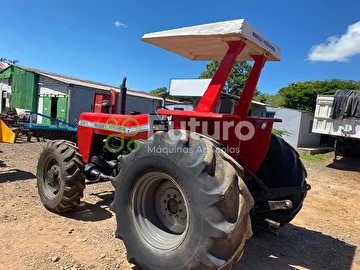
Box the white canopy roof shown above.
[141,19,281,61]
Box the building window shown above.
[8,76,12,86]
[266,113,274,118]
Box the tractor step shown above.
[265,218,281,229]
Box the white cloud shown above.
[114,21,127,28]
[307,21,360,62]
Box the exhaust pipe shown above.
[161,93,167,107]
[119,77,127,115]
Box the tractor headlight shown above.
[260,121,267,130]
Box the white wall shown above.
[0,78,11,93]
[272,108,302,147]
[39,76,68,95]
[37,75,68,123]
[298,112,321,147]
[0,78,11,111]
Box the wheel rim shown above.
[43,158,61,199]
[131,172,189,251]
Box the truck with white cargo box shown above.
[312,90,360,160]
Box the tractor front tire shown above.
[251,134,308,231]
[36,140,85,213]
[110,130,254,270]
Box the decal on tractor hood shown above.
[78,120,149,134]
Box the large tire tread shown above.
[111,130,254,270]
[251,134,308,230]
[37,140,85,213]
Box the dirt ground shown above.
[0,138,359,270]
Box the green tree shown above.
[150,87,167,96]
[278,79,360,112]
[253,93,283,106]
[272,128,290,137]
[198,61,259,96]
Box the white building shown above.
[267,106,321,148]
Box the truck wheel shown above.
[251,134,308,231]
[334,138,346,158]
[36,140,85,213]
[110,130,254,270]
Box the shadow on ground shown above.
[234,224,356,270]
[327,156,360,172]
[128,224,356,270]
[63,191,114,222]
[0,150,5,167]
[0,169,35,183]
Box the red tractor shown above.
[36,19,310,270]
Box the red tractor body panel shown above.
[157,110,281,179]
[78,112,150,163]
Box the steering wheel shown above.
[155,105,169,111]
[155,105,169,119]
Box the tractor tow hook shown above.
[253,199,293,213]
[268,199,293,211]
[265,218,281,229]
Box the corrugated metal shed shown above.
[0,62,9,71]
[0,65,38,111]
[20,66,180,103]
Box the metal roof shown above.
[7,65,180,103]
[0,62,9,71]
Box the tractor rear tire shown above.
[36,140,86,213]
[251,134,308,231]
[110,130,254,270]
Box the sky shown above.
[1,0,360,95]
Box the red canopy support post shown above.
[234,55,267,119]
[195,40,246,113]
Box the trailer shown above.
[312,90,360,160]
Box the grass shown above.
[299,153,327,161]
